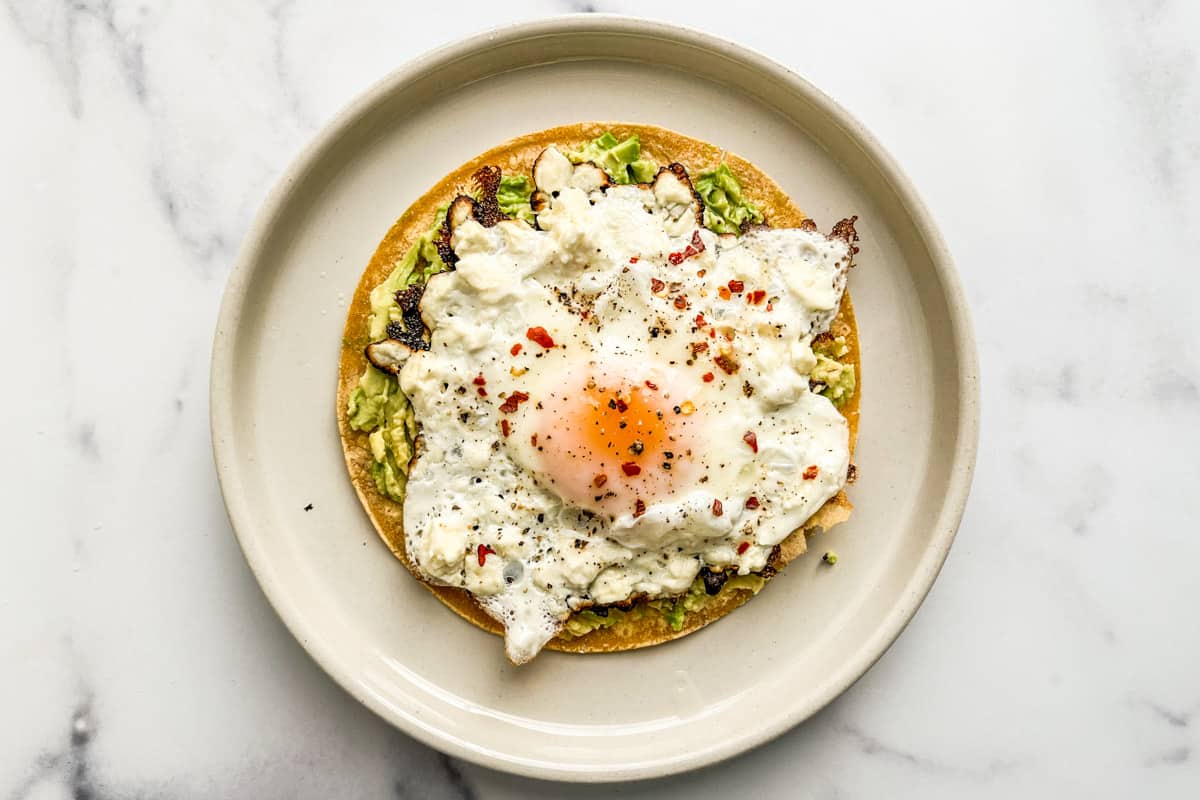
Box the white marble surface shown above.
[3,0,1199,796]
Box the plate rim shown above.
[211,13,980,782]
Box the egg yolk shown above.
[528,370,696,515]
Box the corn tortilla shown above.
[337,123,860,654]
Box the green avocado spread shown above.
[562,606,635,637]
[648,573,766,632]
[560,573,766,638]
[569,131,658,184]
[695,162,765,235]
[347,209,449,502]
[346,131,852,633]
[811,335,856,408]
[497,175,534,225]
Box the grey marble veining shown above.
[3,1,1199,797]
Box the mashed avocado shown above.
[811,335,856,408]
[347,366,417,501]
[648,573,766,632]
[348,210,449,502]
[569,131,658,184]
[562,607,634,637]
[497,175,534,224]
[695,163,764,235]
[561,572,767,638]
[570,133,766,238]
[366,209,448,340]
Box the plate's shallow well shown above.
[211,17,978,782]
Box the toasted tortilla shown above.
[337,123,860,655]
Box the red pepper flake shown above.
[691,341,709,355]
[510,343,522,356]
[766,302,773,312]
[718,286,731,300]
[737,541,751,555]
[650,277,665,293]
[743,431,758,453]
[712,498,724,517]
[709,328,717,338]
[581,309,590,320]
[629,256,639,263]
[500,419,511,438]
[745,496,760,509]
[695,313,707,328]
[526,326,555,348]
[714,352,739,374]
[803,465,819,480]
[697,269,707,278]
[644,380,658,390]
[477,544,496,566]
[672,232,706,264]
[530,433,538,447]
[702,372,714,382]
[673,295,689,310]
[499,390,530,414]
[473,374,486,386]
[621,462,642,477]
[669,232,702,263]
[634,499,646,518]
[477,387,487,397]
[728,279,745,293]
[593,473,608,488]
[749,290,767,305]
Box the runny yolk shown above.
[529,373,695,515]
[572,382,670,469]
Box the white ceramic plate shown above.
[211,16,978,782]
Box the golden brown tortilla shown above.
[337,123,860,655]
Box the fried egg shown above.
[397,148,852,662]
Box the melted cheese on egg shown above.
[398,150,852,663]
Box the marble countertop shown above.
[4,1,1199,797]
